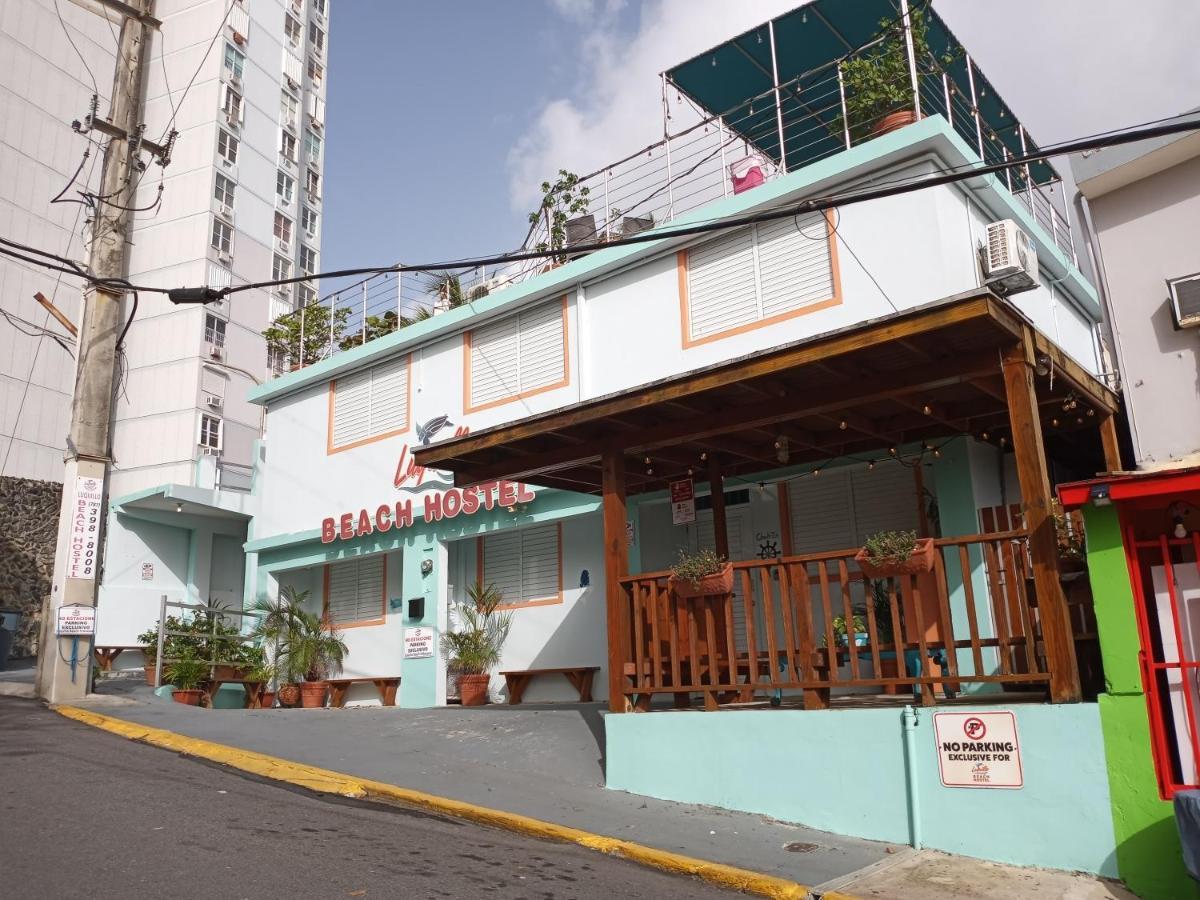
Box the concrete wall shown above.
[0,475,61,656]
[606,703,1118,877]
[1087,154,1200,468]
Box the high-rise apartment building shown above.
[0,0,331,655]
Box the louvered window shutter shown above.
[368,356,408,435]
[789,468,856,554]
[470,317,520,406]
[756,213,834,319]
[326,555,385,625]
[469,300,565,408]
[847,464,920,544]
[480,524,560,606]
[331,369,371,447]
[517,302,565,393]
[331,357,409,449]
[687,228,758,340]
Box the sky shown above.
[320,0,1200,279]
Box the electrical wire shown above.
[53,0,100,97]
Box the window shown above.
[284,14,302,47]
[211,218,233,254]
[222,85,243,121]
[276,169,294,204]
[268,347,286,377]
[477,524,562,609]
[274,212,293,244]
[298,244,316,276]
[213,173,235,208]
[301,205,318,238]
[309,22,325,54]
[204,313,226,347]
[305,168,320,197]
[328,356,411,452]
[280,129,297,161]
[680,211,839,346]
[217,129,239,164]
[199,414,222,450]
[298,283,317,307]
[280,89,298,126]
[314,0,326,17]
[272,253,291,282]
[307,56,323,85]
[465,297,567,411]
[304,129,322,162]
[324,555,386,627]
[223,42,244,79]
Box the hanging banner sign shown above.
[56,605,96,636]
[322,480,536,544]
[68,476,103,579]
[670,478,696,526]
[404,627,434,659]
[934,711,1023,789]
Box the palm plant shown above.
[441,581,512,675]
[284,607,348,682]
[250,585,311,684]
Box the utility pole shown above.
[37,0,158,703]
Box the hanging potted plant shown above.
[442,581,512,707]
[855,529,935,579]
[165,657,209,706]
[668,548,733,598]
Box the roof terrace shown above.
[270,0,1078,375]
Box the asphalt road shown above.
[0,697,734,899]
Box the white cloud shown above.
[547,0,626,25]
[509,0,796,212]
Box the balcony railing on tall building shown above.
[270,0,1078,376]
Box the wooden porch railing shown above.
[617,530,1058,710]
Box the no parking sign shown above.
[933,711,1023,789]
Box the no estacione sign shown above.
[933,711,1023,789]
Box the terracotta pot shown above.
[144,663,156,686]
[277,683,301,707]
[855,538,936,579]
[458,673,491,707]
[172,689,204,706]
[299,680,328,708]
[669,563,734,598]
[872,109,919,137]
[259,690,276,709]
[880,656,901,695]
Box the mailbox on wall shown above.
[407,596,424,621]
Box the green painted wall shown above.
[1083,502,1195,900]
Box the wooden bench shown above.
[500,666,599,705]
[199,678,265,709]
[93,645,146,671]
[327,676,400,708]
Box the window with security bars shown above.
[324,555,386,627]
[204,313,226,347]
[466,298,566,410]
[329,356,410,451]
[682,211,838,345]
[477,524,561,608]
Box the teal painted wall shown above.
[1082,503,1195,900]
[606,703,1117,876]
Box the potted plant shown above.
[838,9,953,141]
[441,581,512,706]
[165,657,209,706]
[137,626,158,685]
[668,548,733,598]
[527,169,591,265]
[248,661,279,709]
[855,529,936,579]
[284,608,347,709]
[831,613,869,647]
[250,586,313,708]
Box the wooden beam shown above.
[1100,414,1122,473]
[602,450,630,713]
[1002,340,1080,703]
[707,454,729,560]
[1030,331,1120,413]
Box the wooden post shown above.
[1002,341,1081,702]
[913,462,931,538]
[602,450,631,712]
[1099,414,1122,473]
[707,454,730,560]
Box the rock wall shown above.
[0,476,62,657]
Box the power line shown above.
[53,0,100,97]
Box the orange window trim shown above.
[326,354,413,455]
[476,522,564,611]
[678,208,843,350]
[322,554,388,629]
[462,296,570,414]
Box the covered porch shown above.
[415,291,1120,711]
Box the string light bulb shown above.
[889,446,897,456]
[933,447,941,458]
[687,467,693,477]
[647,467,654,475]
[922,404,932,416]
[644,456,651,465]
[1051,418,1059,427]
[999,436,1007,447]
[981,431,990,441]
[812,467,821,476]
[867,460,876,470]
[700,451,708,462]
[839,419,848,430]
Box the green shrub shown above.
[670,548,727,586]
[861,530,918,565]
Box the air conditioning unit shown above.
[200,446,220,456]
[217,253,233,267]
[232,31,246,46]
[208,343,224,360]
[286,76,299,91]
[1170,274,1200,329]
[225,112,240,128]
[229,74,242,91]
[983,219,1039,295]
[276,237,289,252]
[205,395,223,409]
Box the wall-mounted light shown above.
[175,502,183,513]
[1088,484,1111,507]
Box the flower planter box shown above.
[855,538,936,579]
[669,563,734,599]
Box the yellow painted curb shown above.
[53,705,822,900]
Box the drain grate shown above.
[784,841,819,853]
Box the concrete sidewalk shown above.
[64,677,1135,899]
